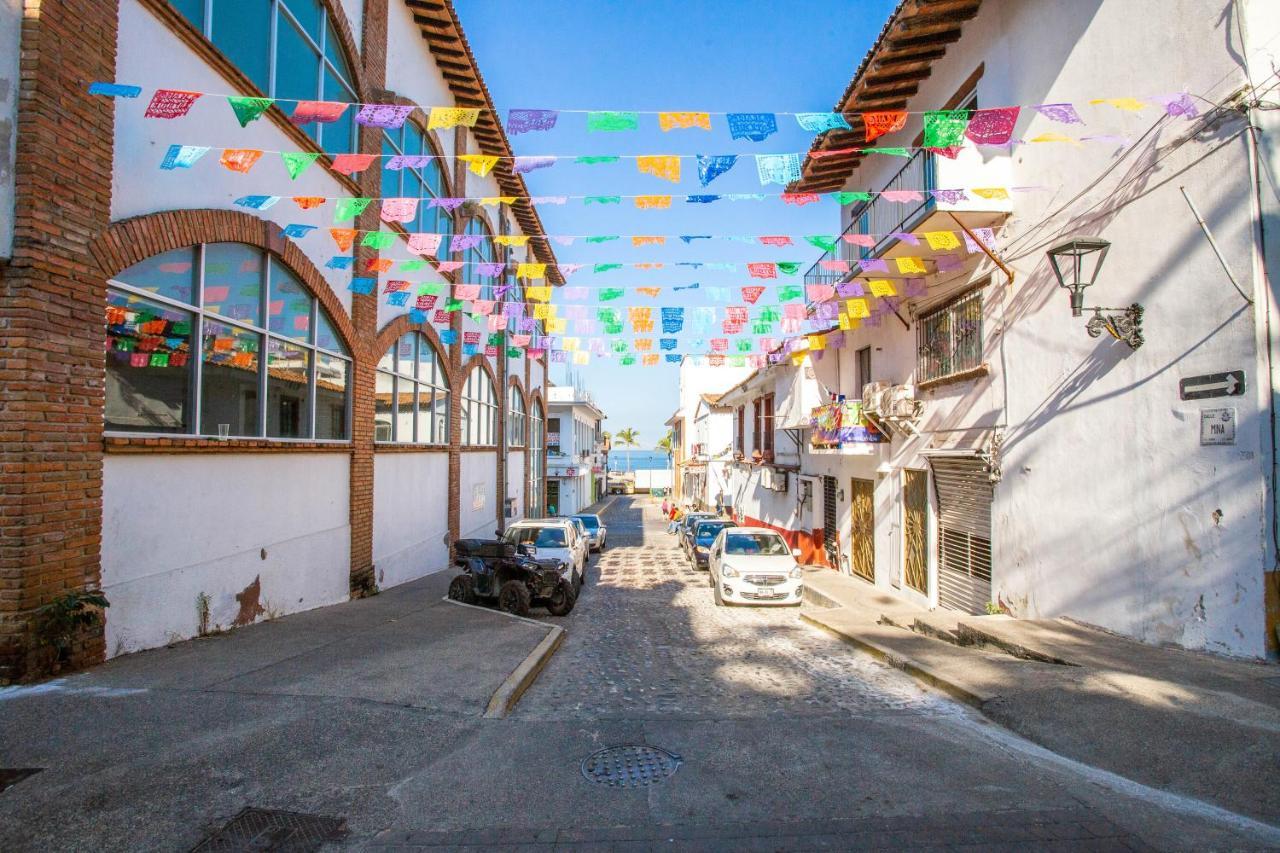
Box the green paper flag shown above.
[507,347,521,358]
[281,151,320,180]
[611,340,629,353]
[445,298,463,312]
[605,323,624,334]
[594,263,622,273]
[805,236,837,252]
[597,308,619,323]
[752,321,772,334]
[778,285,803,301]
[468,313,483,325]
[619,354,637,365]
[599,288,624,302]
[834,191,872,204]
[864,147,912,158]
[334,197,372,222]
[777,262,802,275]
[361,232,395,249]
[923,110,970,149]
[575,155,621,165]
[585,235,619,244]
[729,356,745,367]
[584,196,621,205]
[736,339,752,352]
[419,282,444,295]
[487,333,503,346]
[402,260,429,272]
[228,96,273,127]
[586,111,639,132]
[758,307,781,322]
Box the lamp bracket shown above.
[1085,303,1144,349]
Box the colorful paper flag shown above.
[727,112,778,142]
[355,103,414,129]
[658,111,711,131]
[755,153,801,186]
[637,155,681,183]
[227,96,273,127]
[507,109,558,134]
[965,107,1020,145]
[1034,103,1083,125]
[795,112,852,132]
[145,89,201,118]
[159,145,209,170]
[89,82,141,98]
[587,111,639,132]
[220,149,263,173]
[695,154,737,187]
[428,107,480,129]
[281,151,320,179]
[862,110,907,141]
[291,101,348,124]
[333,197,372,222]
[331,153,377,175]
[635,195,672,209]
[923,110,970,149]
[459,154,499,176]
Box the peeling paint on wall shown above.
[233,576,266,627]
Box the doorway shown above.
[902,469,929,594]
[849,478,875,582]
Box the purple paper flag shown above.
[858,258,889,273]
[836,282,865,297]
[387,155,431,171]
[476,262,504,277]
[451,234,483,252]
[514,155,557,174]
[429,197,465,211]
[355,104,414,129]
[905,278,927,297]
[558,263,584,277]
[564,286,588,300]
[935,253,963,273]
[1156,92,1199,119]
[931,189,969,205]
[891,231,920,245]
[507,109,559,134]
[531,196,567,205]
[963,227,997,255]
[1035,103,1083,125]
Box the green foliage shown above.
[34,590,109,660]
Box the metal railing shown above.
[804,149,938,288]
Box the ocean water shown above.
[608,450,671,472]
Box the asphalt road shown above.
[2,495,1276,851]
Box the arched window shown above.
[381,122,453,243]
[460,366,497,446]
[375,332,449,444]
[106,242,351,439]
[507,385,527,448]
[529,399,545,516]
[175,0,358,156]
[464,218,497,301]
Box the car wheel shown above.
[545,578,576,616]
[498,580,532,616]
[447,574,477,605]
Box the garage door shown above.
[928,457,992,614]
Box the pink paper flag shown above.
[380,197,418,223]
[331,154,377,175]
[407,233,443,256]
[145,89,201,119]
[437,261,464,273]
[291,101,348,124]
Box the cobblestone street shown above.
[519,496,942,720]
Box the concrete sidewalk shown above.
[801,568,1280,824]
[0,571,560,850]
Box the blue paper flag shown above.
[661,307,685,333]
[727,113,778,142]
[387,292,410,307]
[686,195,721,204]
[326,256,354,270]
[665,354,682,363]
[159,144,210,170]
[678,236,711,243]
[233,195,280,210]
[348,277,376,295]
[696,154,738,187]
[89,82,141,98]
[660,338,678,351]
[408,309,427,324]
[795,112,852,132]
[281,224,317,239]
[439,330,458,345]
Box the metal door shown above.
[849,478,875,582]
[929,457,993,614]
[822,476,839,566]
[902,469,928,594]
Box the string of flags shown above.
[90,82,1202,144]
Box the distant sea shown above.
[608,450,671,472]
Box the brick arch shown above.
[93,209,361,359]
[458,353,499,392]
[391,99,455,201]
[373,315,454,387]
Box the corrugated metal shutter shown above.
[928,457,993,614]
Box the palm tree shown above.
[614,428,639,475]
[655,429,675,499]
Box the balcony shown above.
[806,400,886,455]
[804,146,1013,289]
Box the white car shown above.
[573,514,607,552]
[500,520,586,591]
[708,527,804,606]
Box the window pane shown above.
[269,260,311,341]
[114,246,197,305]
[201,320,261,436]
[275,15,320,137]
[381,135,402,201]
[315,353,348,439]
[173,0,204,31]
[396,333,416,377]
[422,158,442,198]
[105,290,193,433]
[314,309,346,354]
[212,0,270,92]
[375,371,395,441]
[321,69,355,157]
[324,20,351,80]
[204,243,262,326]
[459,396,470,445]
[282,0,322,41]
[416,337,438,383]
[406,127,423,160]
[267,337,311,438]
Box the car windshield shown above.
[683,514,713,529]
[724,533,790,556]
[575,516,600,531]
[695,523,730,545]
[506,526,567,548]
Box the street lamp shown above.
[1046,237,1144,349]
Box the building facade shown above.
[545,385,607,517]
[0,0,557,677]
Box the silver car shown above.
[572,514,608,552]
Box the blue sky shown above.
[454,0,898,447]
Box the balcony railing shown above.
[804,149,937,288]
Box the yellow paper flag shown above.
[924,231,962,251]
[807,335,826,351]
[658,112,711,131]
[479,196,515,206]
[1028,132,1082,146]
[838,313,852,330]
[790,352,807,366]
[845,298,871,319]
[532,303,551,320]
[494,235,530,247]
[517,262,547,279]
[632,235,665,247]
[896,257,927,275]
[869,279,897,297]
[547,317,567,334]
[634,263,664,270]
[636,287,662,298]
[562,337,579,352]
[428,107,480,129]
[642,354,660,367]
[459,154,499,176]
[1090,97,1146,112]
[634,338,653,352]
[636,155,681,183]
[971,187,1010,201]
[635,195,673,209]
[574,351,590,365]
[526,285,551,302]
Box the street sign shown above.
[1200,408,1236,446]
[1179,370,1245,401]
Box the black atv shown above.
[447,538,576,617]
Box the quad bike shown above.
[447,538,576,617]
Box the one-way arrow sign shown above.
[1180,370,1246,401]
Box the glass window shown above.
[529,401,545,516]
[113,246,195,304]
[107,242,351,439]
[461,367,497,446]
[724,533,791,556]
[507,385,527,448]
[383,123,453,243]
[211,0,270,91]
[464,218,496,301]
[105,291,193,433]
[917,288,984,383]
[374,332,449,445]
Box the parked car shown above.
[708,527,804,606]
[678,512,718,557]
[500,519,585,591]
[687,519,733,570]
[573,513,608,552]
[448,538,575,617]
[564,516,592,570]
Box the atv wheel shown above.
[545,578,577,616]
[447,574,477,605]
[498,580,532,616]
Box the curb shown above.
[483,623,566,719]
[800,611,992,709]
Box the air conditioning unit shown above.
[760,467,789,492]
[862,383,923,435]
[861,382,888,416]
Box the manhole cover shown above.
[191,807,346,852]
[0,768,41,793]
[580,745,682,788]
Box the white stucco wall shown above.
[372,451,450,588]
[101,453,351,656]
[0,0,18,259]
[508,450,526,521]
[459,451,498,539]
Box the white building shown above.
[546,386,607,516]
[731,0,1280,659]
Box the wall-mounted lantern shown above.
[1046,237,1144,349]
